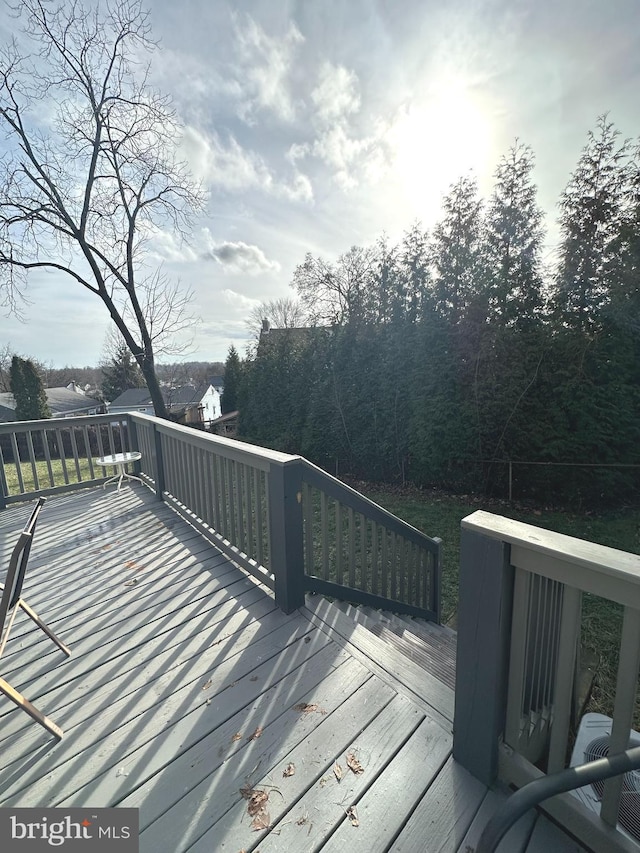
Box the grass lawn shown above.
[4,457,124,494]
[359,481,640,726]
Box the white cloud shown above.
[203,239,281,276]
[179,125,313,202]
[232,16,304,122]
[311,63,361,125]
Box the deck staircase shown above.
[331,601,457,691]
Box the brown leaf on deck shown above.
[239,783,254,800]
[247,726,263,741]
[333,762,343,782]
[124,560,138,569]
[231,733,242,742]
[247,789,269,816]
[201,679,212,690]
[346,752,364,774]
[282,763,295,777]
[346,805,359,827]
[294,702,317,713]
[251,811,271,831]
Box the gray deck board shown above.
[0,487,595,853]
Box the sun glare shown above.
[390,74,493,217]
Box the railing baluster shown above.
[321,490,329,580]
[55,429,69,484]
[26,430,39,491]
[357,512,366,590]
[371,521,378,596]
[255,468,265,566]
[505,567,530,751]
[69,427,82,480]
[236,461,245,554]
[381,526,388,599]
[10,433,24,493]
[546,586,581,774]
[82,426,95,479]
[244,463,252,558]
[335,502,343,585]
[348,507,356,588]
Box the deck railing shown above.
[454,510,640,853]
[0,413,441,621]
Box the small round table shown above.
[96,452,143,492]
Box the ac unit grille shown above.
[583,735,640,843]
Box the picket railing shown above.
[0,412,441,621]
[454,510,640,853]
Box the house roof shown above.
[208,375,225,389]
[109,383,215,411]
[0,387,100,418]
[108,388,153,408]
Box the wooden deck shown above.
[0,486,590,852]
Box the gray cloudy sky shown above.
[1,0,639,367]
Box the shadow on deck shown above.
[0,487,588,852]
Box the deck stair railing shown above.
[454,510,640,853]
[0,413,442,623]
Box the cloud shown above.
[179,125,313,202]
[311,63,361,124]
[203,239,281,276]
[232,15,304,122]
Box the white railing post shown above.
[453,527,513,786]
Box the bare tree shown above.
[0,0,203,418]
[245,296,307,340]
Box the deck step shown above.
[328,600,457,691]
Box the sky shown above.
[0,0,639,368]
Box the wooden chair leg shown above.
[18,599,71,657]
[0,676,63,740]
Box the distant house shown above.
[108,383,222,426]
[208,410,239,438]
[106,388,156,417]
[0,388,106,422]
[208,375,225,397]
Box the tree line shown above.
[236,118,640,507]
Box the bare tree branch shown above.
[0,0,204,416]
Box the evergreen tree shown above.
[101,342,144,402]
[399,223,431,322]
[484,142,545,328]
[430,176,485,329]
[553,115,630,332]
[221,345,241,414]
[10,356,51,420]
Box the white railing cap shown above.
[462,509,640,586]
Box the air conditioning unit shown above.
[570,712,640,844]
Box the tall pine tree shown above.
[221,345,241,414]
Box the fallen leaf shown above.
[123,578,138,587]
[282,763,295,777]
[333,762,343,782]
[346,805,359,827]
[293,703,318,714]
[124,560,138,569]
[346,752,364,774]
[239,784,254,800]
[247,790,269,816]
[247,726,263,741]
[231,733,242,742]
[202,679,212,690]
[251,812,270,831]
